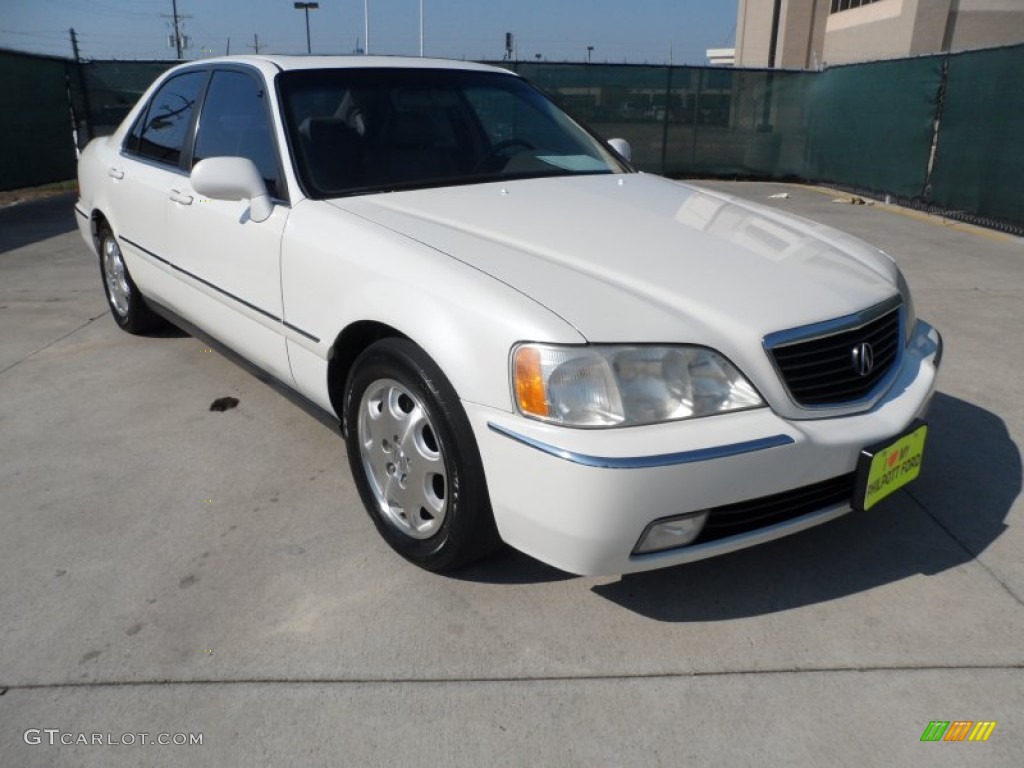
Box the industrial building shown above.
[735,0,1024,68]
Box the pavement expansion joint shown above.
[4,663,1024,693]
[905,488,1024,608]
[0,311,106,377]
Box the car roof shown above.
[180,54,513,75]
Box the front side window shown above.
[279,68,626,199]
[128,71,206,167]
[193,70,282,198]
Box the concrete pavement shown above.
[1,185,1022,766]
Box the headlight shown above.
[513,344,764,427]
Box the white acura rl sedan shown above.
[76,56,942,576]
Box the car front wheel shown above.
[343,338,501,572]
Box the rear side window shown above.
[193,70,282,198]
[128,71,206,167]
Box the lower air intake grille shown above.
[695,473,855,544]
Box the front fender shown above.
[280,199,583,412]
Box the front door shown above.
[165,68,293,383]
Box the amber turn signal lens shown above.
[514,347,549,418]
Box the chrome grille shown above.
[768,303,902,407]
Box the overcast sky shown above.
[1,0,737,64]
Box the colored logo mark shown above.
[920,721,996,742]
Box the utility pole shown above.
[250,33,261,54]
[69,27,81,62]
[161,0,191,60]
[226,37,231,55]
[171,0,182,59]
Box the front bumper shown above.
[465,320,942,576]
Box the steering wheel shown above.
[474,139,535,172]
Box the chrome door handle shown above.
[108,167,124,180]
[169,189,193,205]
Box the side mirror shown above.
[191,157,273,223]
[607,138,632,163]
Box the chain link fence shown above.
[505,44,1023,232]
[0,49,78,190]
[2,44,1021,231]
[928,46,1023,231]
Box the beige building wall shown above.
[947,0,1024,51]
[909,0,958,55]
[735,0,776,67]
[734,0,1024,68]
[736,0,830,68]
[824,0,941,65]
[778,0,830,68]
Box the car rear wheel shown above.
[98,224,161,334]
[343,338,501,572]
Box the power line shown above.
[49,0,159,20]
[720,22,737,48]
[0,29,74,38]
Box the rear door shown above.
[108,69,207,305]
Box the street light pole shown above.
[419,0,424,57]
[294,2,319,54]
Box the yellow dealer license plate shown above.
[853,421,928,511]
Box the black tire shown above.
[97,224,162,334]
[343,338,502,572]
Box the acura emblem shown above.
[851,342,875,377]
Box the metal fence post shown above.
[690,68,703,169]
[659,66,673,175]
[921,54,950,203]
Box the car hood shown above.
[330,174,900,347]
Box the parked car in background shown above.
[76,56,942,576]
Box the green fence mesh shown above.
[0,50,77,191]
[679,68,816,178]
[929,45,1024,229]
[807,56,942,198]
[503,63,819,178]
[2,46,1021,230]
[75,60,179,138]
[479,53,1023,230]
[511,63,674,172]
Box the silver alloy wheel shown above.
[102,235,131,317]
[357,378,448,540]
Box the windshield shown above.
[278,67,626,198]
